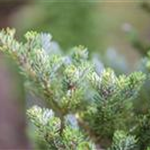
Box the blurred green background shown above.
[1,0,150,71]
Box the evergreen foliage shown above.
[0,28,149,150]
[108,130,137,150]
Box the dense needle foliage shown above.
[0,28,150,150]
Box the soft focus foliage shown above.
[27,106,95,150]
[0,28,150,150]
[108,130,137,150]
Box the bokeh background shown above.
[0,0,150,149]
[1,0,150,72]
